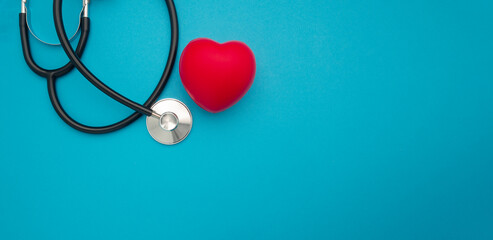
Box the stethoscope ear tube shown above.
[53,0,152,116]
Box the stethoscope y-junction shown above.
[20,0,192,145]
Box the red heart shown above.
[179,38,256,113]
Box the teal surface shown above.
[1,0,493,239]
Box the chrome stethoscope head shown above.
[21,0,90,45]
[146,99,193,145]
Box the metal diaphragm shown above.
[146,99,192,145]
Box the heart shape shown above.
[179,38,256,113]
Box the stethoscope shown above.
[20,0,192,145]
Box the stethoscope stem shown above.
[151,111,162,119]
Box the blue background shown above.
[1,0,492,239]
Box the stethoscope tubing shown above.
[20,0,179,134]
[53,0,179,118]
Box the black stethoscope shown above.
[20,0,192,145]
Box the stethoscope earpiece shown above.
[146,99,192,145]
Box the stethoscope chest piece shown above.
[146,99,192,145]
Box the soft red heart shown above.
[179,38,256,113]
